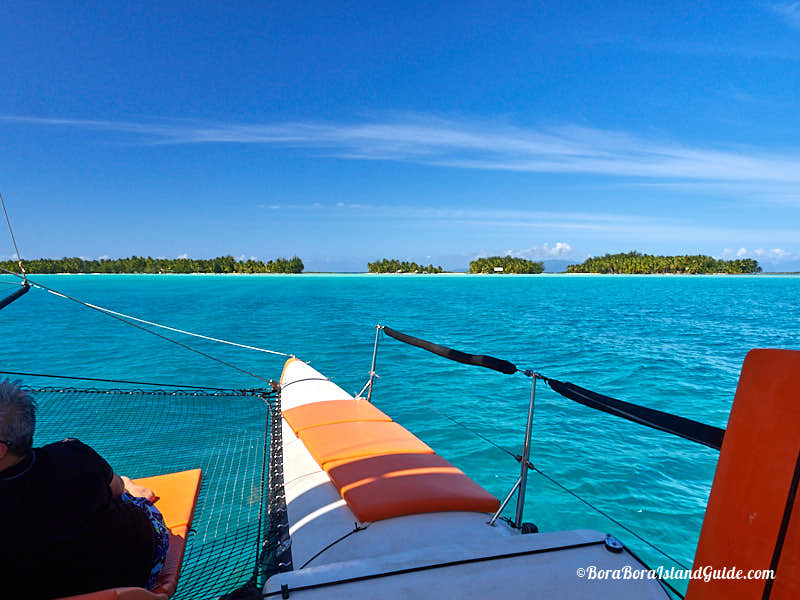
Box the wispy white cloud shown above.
[478,242,574,262]
[5,114,800,194]
[260,201,671,231]
[623,180,800,206]
[255,201,800,246]
[264,200,800,248]
[770,2,800,30]
[511,242,574,259]
[720,247,796,261]
[176,252,189,259]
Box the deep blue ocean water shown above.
[2,273,799,586]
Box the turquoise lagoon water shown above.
[2,273,799,586]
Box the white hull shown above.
[264,359,670,599]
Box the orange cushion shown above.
[134,469,202,530]
[326,453,500,522]
[282,400,392,434]
[298,421,434,467]
[133,470,202,597]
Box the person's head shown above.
[0,379,36,464]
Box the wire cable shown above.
[64,300,291,357]
[424,397,691,572]
[428,404,519,461]
[299,524,369,569]
[0,369,252,392]
[0,267,289,357]
[531,464,690,570]
[0,192,26,282]
[0,267,276,385]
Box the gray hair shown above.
[0,379,36,455]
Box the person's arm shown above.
[56,439,156,502]
[110,473,156,501]
[110,473,126,498]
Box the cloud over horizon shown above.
[5,113,800,201]
[509,242,575,259]
[720,246,796,262]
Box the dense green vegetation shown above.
[367,259,443,273]
[565,252,761,274]
[469,256,545,274]
[0,255,305,274]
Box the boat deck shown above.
[269,359,671,599]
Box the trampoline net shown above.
[30,387,272,600]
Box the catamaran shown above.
[1,269,798,600]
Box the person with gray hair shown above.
[0,379,171,599]
[0,378,36,459]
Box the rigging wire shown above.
[279,376,330,390]
[0,266,277,385]
[428,404,519,462]
[0,369,256,392]
[298,523,370,569]
[531,464,691,571]
[0,192,26,282]
[426,399,692,572]
[58,299,291,357]
[1,267,289,357]
[0,266,290,356]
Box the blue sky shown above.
[2,1,800,271]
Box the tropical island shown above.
[469,256,545,274]
[0,255,305,274]
[367,259,444,273]
[565,252,761,274]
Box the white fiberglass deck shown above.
[265,359,670,599]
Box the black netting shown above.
[31,387,272,600]
[259,388,293,581]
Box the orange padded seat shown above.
[326,452,500,522]
[282,399,392,434]
[134,469,202,597]
[134,469,202,531]
[298,421,434,467]
[57,468,202,600]
[687,350,800,600]
[280,368,500,524]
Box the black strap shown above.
[382,326,517,375]
[546,378,725,450]
[264,540,604,597]
[0,282,29,310]
[763,448,800,599]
